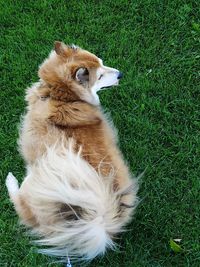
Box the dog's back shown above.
[6,42,139,262]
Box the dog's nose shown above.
[117,72,123,79]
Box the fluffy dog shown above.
[6,41,139,261]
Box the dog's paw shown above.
[6,172,19,194]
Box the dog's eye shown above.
[98,74,103,80]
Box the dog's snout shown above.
[117,72,123,79]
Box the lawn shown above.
[0,0,200,266]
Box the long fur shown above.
[6,42,139,262]
[8,140,138,260]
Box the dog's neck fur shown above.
[35,81,102,129]
[38,80,82,102]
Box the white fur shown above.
[90,86,100,105]
[25,81,41,102]
[14,140,135,261]
[82,61,120,106]
[6,172,19,200]
[96,65,119,90]
[89,60,120,105]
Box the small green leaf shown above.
[170,239,183,253]
[141,104,145,110]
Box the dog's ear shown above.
[54,41,78,57]
[54,41,68,56]
[75,68,89,84]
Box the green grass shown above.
[0,0,200,266]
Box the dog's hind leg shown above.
[6,172,37,226]
[6,172,19,202]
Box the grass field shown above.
[0,0,200,266]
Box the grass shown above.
[0,0,200,266]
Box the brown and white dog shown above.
[6,41,139,261]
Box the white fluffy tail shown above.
[19,142,138,261]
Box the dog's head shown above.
[39,41,122,105]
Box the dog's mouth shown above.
[99,80,119,91]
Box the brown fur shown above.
[9,42,138,253]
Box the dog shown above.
[6,41,139,262]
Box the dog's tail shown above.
[21,142,138,261]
